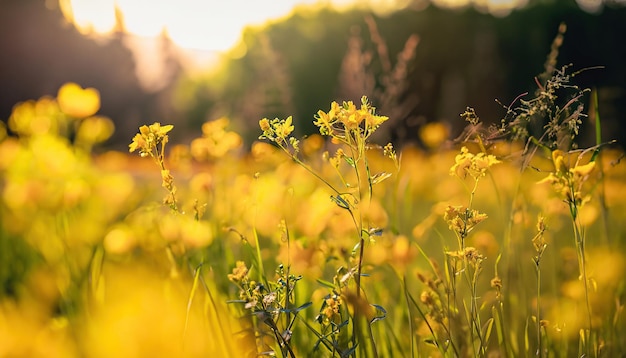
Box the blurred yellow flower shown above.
[190,117,242,161]
[419,121,449,149]
[57,82,100,118]
[8,98,61,136]
[0,301,78,357]
[104,226,136,254]
[158,213,213,248]
[75,115,115,145]
[228,261,249,283]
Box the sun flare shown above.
[59,0,333,52]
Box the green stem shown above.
[569,199,593,356]
[535,259,542,357]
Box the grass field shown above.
[1,65,625,357]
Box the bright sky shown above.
[58,0,372,89]
[57,0,530,89]
[60,0,362,52]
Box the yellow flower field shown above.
[1,78,625,357]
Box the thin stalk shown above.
[471,267,486,356]
[251,178,266,284]
[402,276,416,357]
[590,89,611,247]
[155,140,178,212]
[571,213,593,356]
[535,261,542,357]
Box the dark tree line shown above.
[185,0,626,148]
[1,0,625,149]
[0,0,180,148]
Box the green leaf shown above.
[370,172,392,185]
[342,344,358,358]
[483,317,495,344]
[330,195,351,210]
[492,306,505,347]
[293,302,313,313]
[184,265,202,339]
[370,304,387,324]
[343,155,356,168]
[316,278,335,289]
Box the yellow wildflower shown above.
[552,149,566,173]
[227,261,249,283]
[570,161,595,179]
[365,112,388,129]
[443,205,488,237]
[128,133,147,154]
[259,118,271,132]
[450,146,500,179]
[161,169,174,189]
[538,149,597,206]
[128,122,173,156]
[314,109,333,135]
[446,247,485,267]
[278,116,295,138]
[318,293,342,324]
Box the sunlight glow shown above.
[60,0,526,54]
[60,0,328,52]
[57,0,526,88]
[61,0,117,34]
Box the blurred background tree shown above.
[1,0,624,149]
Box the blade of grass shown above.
[402,276,416,357]
[183,264,202,340]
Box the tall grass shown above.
[1,28,625,357]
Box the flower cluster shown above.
[538,149,596,207]
[259,116,298,152]
[227,261,265,310]
[317,293,343,325]
[443,205,488,239]
[446,247,486,268]
[416,270,446,324]
[313,96,388,143]
[129,122,173,158]
[450,146,501,180]
[228,261,249,283]
[129,122,177,210]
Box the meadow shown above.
[1,52,626,357]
